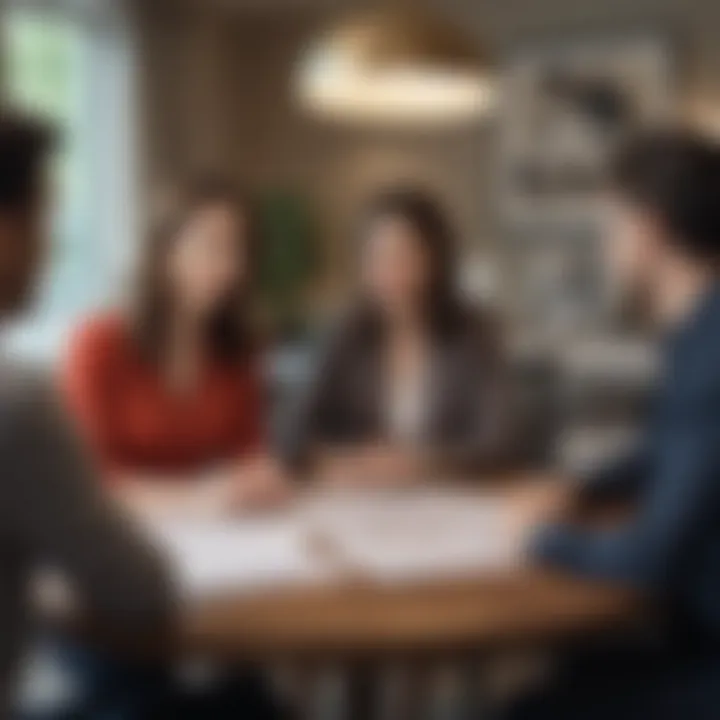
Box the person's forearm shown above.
[312,445,424,488]
[531,523,654,588]
[423,438,515,480]
[579,447,648,504]
[112,473,229,519]
[312,447,365,486]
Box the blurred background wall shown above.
[134,0,720,308]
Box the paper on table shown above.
[151,517,331,599]
[304,489,517,583]
[150,488,517,599]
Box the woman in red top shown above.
[63,176,285,517]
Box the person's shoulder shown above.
[0,362,61,439]
[67,312,132,362]
[0,361,49,404]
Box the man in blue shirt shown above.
[509,130,720,719]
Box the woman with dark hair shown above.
[63,176,285,517]
[282,186,510,486]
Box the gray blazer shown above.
[281,306,511,475]
[0,368,173,713]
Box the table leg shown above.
[400,657,494,720]
[345,663,379,720]
[392,661,431,720]
[343,659,476,720]
[275,661,330,720]
[460,660,492,720]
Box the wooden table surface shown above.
[180,562,642,662]
[171,482,643,662]
[78,482,644,664]
[67,483,645,718]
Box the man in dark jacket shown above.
[510,131,720,719]
[0,114,174,718]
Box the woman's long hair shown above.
[350,186,465,342]
[132,175,257,365]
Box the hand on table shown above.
[358,445,421,485]
[230,457,294,512]
[113,471,236,521]
[114,462,293,521]
[321,445,421,488]
[507,476,575,547]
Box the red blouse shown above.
[62,314,265,475]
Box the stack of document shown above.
[150,488,516,599]
[151,516,332,598]
[303,489,516,583]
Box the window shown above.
[2,0,136,360]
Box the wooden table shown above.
[78,484,645,717]
[173,563,642,718]
[174,482,637,657]
[181,569,641,662]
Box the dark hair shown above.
[0,111,54,210]
[611,129,720,260]
[133,175,256,364]
[354,186,463,337]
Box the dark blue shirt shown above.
[534,283,720,637]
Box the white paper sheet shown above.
[151,517,330,599]
[150,488,517,599]
[302,488,517,583]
